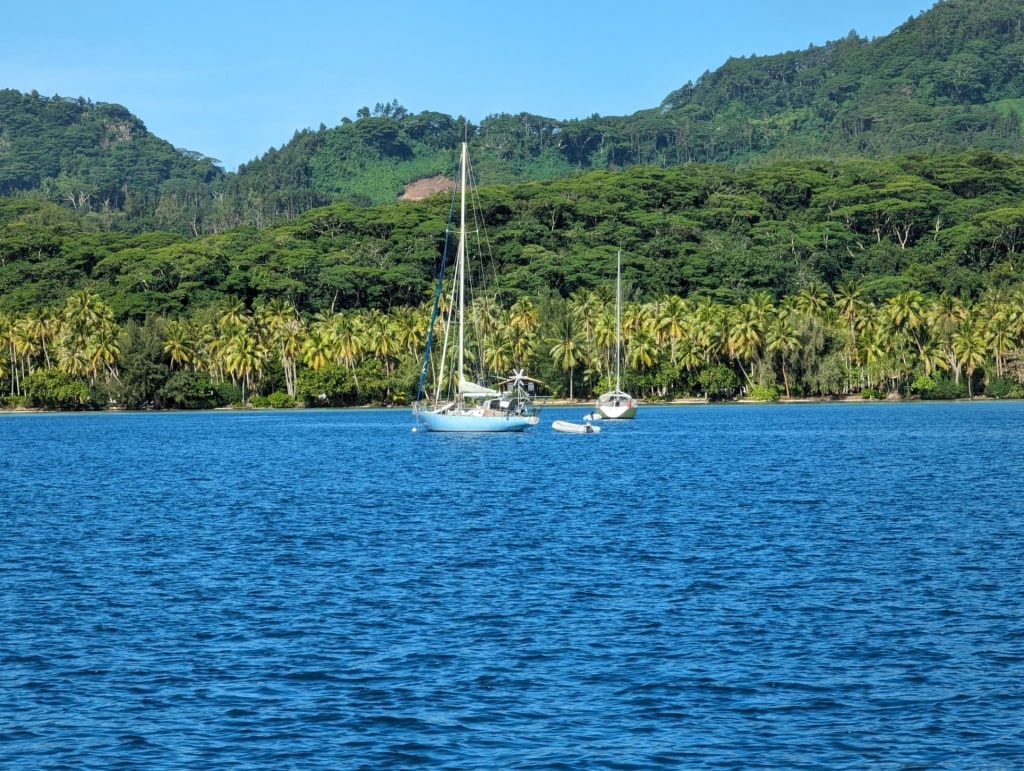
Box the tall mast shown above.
[615,249,622,391]
[457,141,467,387]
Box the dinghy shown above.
[552,419,601,434]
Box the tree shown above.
[222,327,266,402]
[765,310,801,397]
[162,319,196,371]
[258,298,302,397]
[114,318,170,408]
[547,312,582,399]
[953,319,986,396]
[23,369,89,409]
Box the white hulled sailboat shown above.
[594,250,638,420]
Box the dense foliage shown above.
[660,0,1024,163]
[4,0,1024,409]
[0,89,224,229]
[2,0,1023,234]
[5,145,1024,408]
[5,277,1024,412]
[5,149,1024,322]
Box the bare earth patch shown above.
[399,175,454,201]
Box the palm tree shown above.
[625,319,659,376]
[886,290,927,361]
[59,290,117,386]
[469,295,501,357]
[926,293,965,378]
[568,289,606,392]
[833,280,867,380]
[794,281,829,320]
[508,297,540,339]
[593,312,617,386]
[87,326,121,386]
[692,297,728,364]
[484,326,515,376]
[63,289,107,335]
[12,316,40,388]
[195,323,224,383]
[223,329,266,403]
[58,346,91,381]
[547,312,583,399]
[728,301,766,385]
[162,319,196,371]
[257,299,302,397]
[362,309,398,400]
[857,316,887,391]
[984,307,1014,379]
[646,294,688,367]
[765,311,800,398]
[217,299,248,335]
[953,319,987,397]
[302,323,332,372]
[0,312,15,395]
[26,308,56,369]
[328,312,363,390]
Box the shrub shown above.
[921,374,968,400]
[910,375,936,397]
[161,371,217,409]
[267,392,295,408]
[213,381,243,407]
[748,383,780,402]
[982,376,1023,399]
[297,365,357,407]
[697,363,738,400]
[23,370,91,410]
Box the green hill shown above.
[0,89,224,218]
[4,147,1024,320]
[2,0,1023,236]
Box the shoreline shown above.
[1,393,1007,414]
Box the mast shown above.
[457,141,467,389]
[615,249,622,391]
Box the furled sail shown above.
[458,375,499,397]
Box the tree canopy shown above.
[2,0,1023,234]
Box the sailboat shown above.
[593,250,638,420]
[413,142,541,433]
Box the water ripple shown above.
[2,404,1023,768]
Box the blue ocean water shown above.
[1,402,1022,769]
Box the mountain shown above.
[1,0,1023,235]
[0,89,223,211]
[659,0,1024,162]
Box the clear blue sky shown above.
[4,1,932,171]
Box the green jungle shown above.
[3,0,1024,409]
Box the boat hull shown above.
[595,390,638,420]
[596,403,637,420]
[552,420,601,434]
[417,410,539,432]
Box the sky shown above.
[4,0,934,172]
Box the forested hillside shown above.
[5,0,1024,410]
[5,148,1024,319]
[5,146,1024,409]
[660,0,1024,162]
[0,90,224,220]
[2,0,1023,234]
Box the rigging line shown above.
[465,151,503,312]
[415,163,460,404]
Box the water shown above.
[2,402,1022,769]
